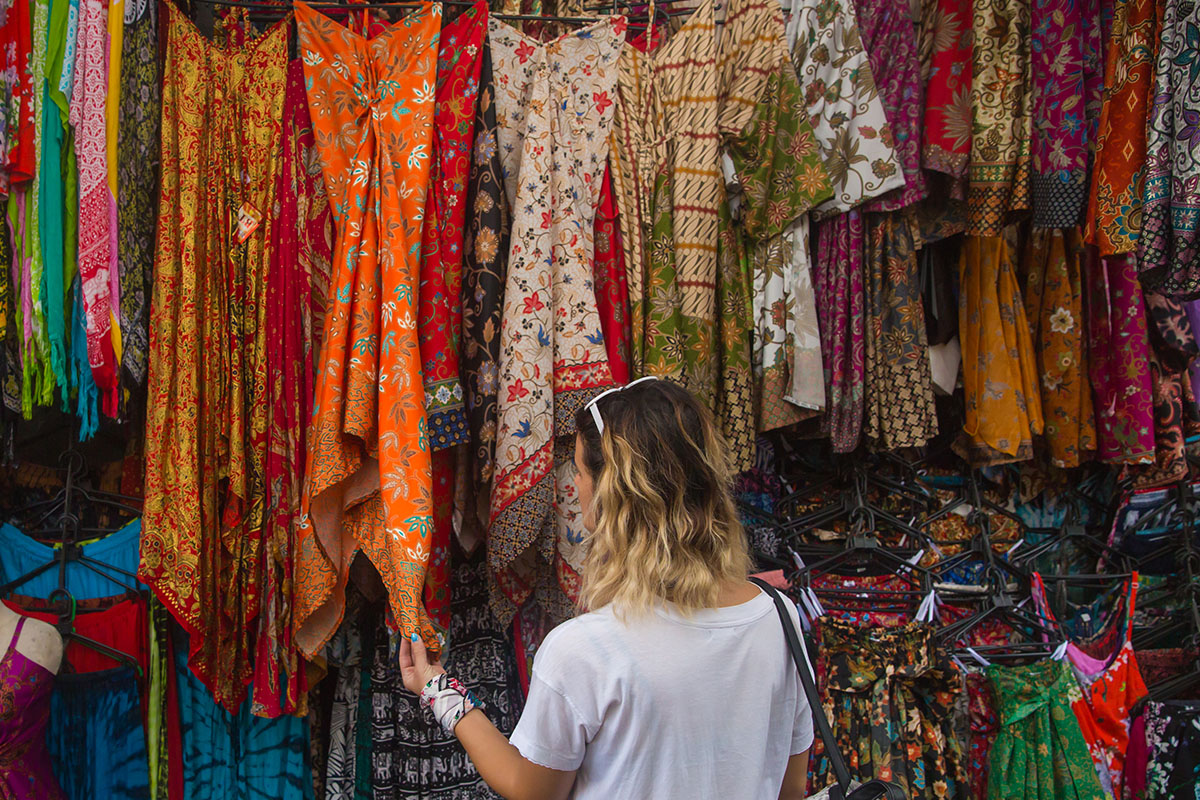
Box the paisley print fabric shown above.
[957,235,1043,465]
[967,0,1032,235]
[1022,229,1096,467]
[862,212,938,450]
[141,6,287,711]
[920,0,972,176]
[1085,0,1160,254]
[786,0,905,215]
[813,211,866,452]
[294,0,442,655]
[1138,0,1200,298]
[460,42,508,499]
[853,0,927,212]
[487,16,622,621]
[986,659,1109,800]
[1086,253,1156,463]
[253,58,331,719]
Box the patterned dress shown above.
[919,0,972,177]
[1138,0,1200,298]
[986,659,1109,800]
[421,2,488,636]
[294,0,443,655]
[609,3,721,402]
[957,234,1044,465]
[722,0,831,436]
[1085,0,1160,254]
[1022,229,1096,467]
[487,16,622,621]
[141,5,287,711]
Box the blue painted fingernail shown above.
[411,632,419,642]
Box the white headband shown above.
[584,376,661,435]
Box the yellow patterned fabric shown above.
[141,5,287,711]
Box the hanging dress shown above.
[487,15,623,621]
[459,40,508,529]
[1029,0,1090,227]
[141,5,288,711]
[420,1,487,637]
[1032,573,1148,799]
[967,0,1032,235]
[919,0,972,177]
[294,0,443,654]
[813,211,866,452]
[609,2,720,402]
[957,234,1044,465]
[720,0,831,437]
[1022,228,1097,467]
[1138,0,1200,298]
[1085,0,1160,253]
[1086,252,1156,463]
[986,658,1109,800]
[593,164,631,385]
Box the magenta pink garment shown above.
[0,617,65,800]
[1123,712,1148,800]
[1086,252,1155,463]
[813,211,866,452]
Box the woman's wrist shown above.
[420,673,486,735]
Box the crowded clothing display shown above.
[0,0,1198,793]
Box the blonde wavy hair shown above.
[573,379,752,615]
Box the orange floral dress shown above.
[294,0,442,655]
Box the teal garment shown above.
[69,276,98,438]
[174,625,314,800]
[38,83,65,406]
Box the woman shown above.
[400,378,814,799]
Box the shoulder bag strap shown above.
[749,576,853,791]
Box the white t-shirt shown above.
[509,588,814,799]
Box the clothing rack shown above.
[0,444,143,675]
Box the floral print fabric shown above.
[813,211,866,452]
[920,0,972,176]
[487,16,622,620]
[786,0,905,215]
[853,0,927,212]
[1086,253,1156,463]
[986,658,1109,800]
[967,0,1032,235]
[1143,701,1200,800]
[141,5,287,711]
[460,42,508,501]
[593,166,631,385]
[1138,0,1200,298]
[1030,0,1091,227]
[862,212,938,450]
[811,618,967,800]
[294,1,442,655]
[1022,229,1096,467]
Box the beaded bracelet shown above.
[420,674,485,735]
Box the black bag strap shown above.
[750,579,907,800]
[749,577,854,790]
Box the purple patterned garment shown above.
[854,0,928,212]
[813,211,866,453]
[0,618,64,800]
[1086,252,1156,463]
[1186,301,1200,401]
[1030,0,1090,227]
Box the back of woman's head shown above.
[574,378,752,616]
